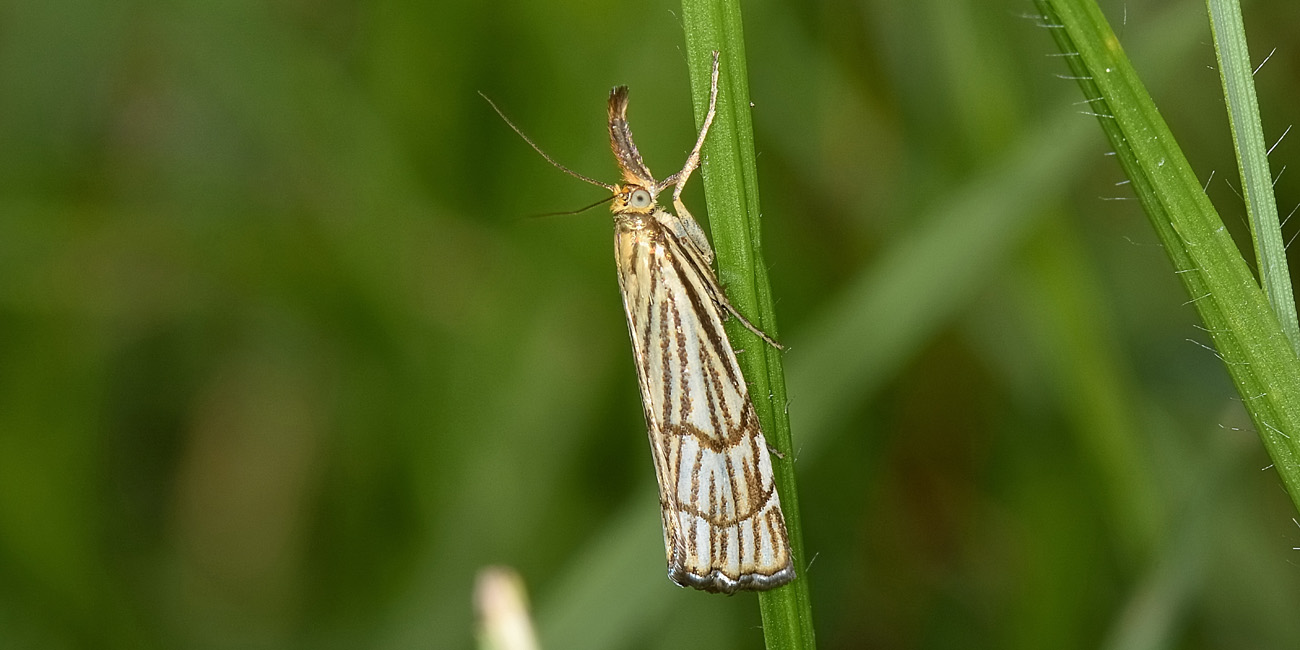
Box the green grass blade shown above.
[1034,0,1300,513]
[1206,0,1300,352]
[678,0,815,648]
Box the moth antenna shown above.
[479,91,616,191]
[525,194,616,219]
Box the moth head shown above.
[612,184,656,214]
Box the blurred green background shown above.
[3,0,1300,647]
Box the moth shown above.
[484,52,794,593]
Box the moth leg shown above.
[718,294,785,351]
[663,51,783,352]
[674,221,783,352]
[671,200,715,265]
[660,49,722,244]
[669,50,719,193]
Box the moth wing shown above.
[614,215,794,593]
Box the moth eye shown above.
[630,189,652,208]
